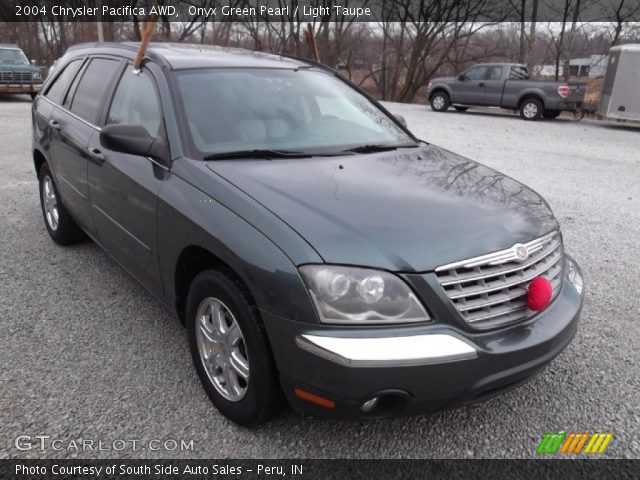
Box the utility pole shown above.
[97,0,104,42]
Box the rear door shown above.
[87,64,168,297]
[481,66,504,106]
[50,56,121,232]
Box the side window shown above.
[487,66,503,80]
[464,66,487,81]
[70,58,119,124]
[44,59,83,105]
[107,70,162,136]
[509,67,529,80]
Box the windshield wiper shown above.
[203,149,311,161]
[340,143,419,154]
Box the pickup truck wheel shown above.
[430,92,450,112]
[186,269,282,426]
[454,106,469,112]
[38,163,86,245]
[520,98,544,120]
[543,110,561,119]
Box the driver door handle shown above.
[479,82,485,87]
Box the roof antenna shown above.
[132,16,157,74]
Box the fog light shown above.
[360,397,379,413]
[567,257,583,295]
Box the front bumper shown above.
[0,84,42,94]
[263,256,583,419]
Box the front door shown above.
[452,66,488,105]
[88,66,168,297]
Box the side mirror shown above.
[394,114,407,128]
[100,124,169,167]
[458,74,466,81]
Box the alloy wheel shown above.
[523,102,538,119]
[432,95,445,110]
[42,175,59,231]
[195,297,250,402]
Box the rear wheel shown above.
[454,106,469,112]
[186,269,282,426]
[519,98,544,120]
[543,110,561,119]
[38,163,85,245]
[430,91,450,112]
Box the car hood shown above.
[431,76,455,84]
[206,145,558,272]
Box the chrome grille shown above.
[435,231,564,329]
[0,71,32,84]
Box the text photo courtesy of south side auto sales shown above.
[0,1,639,476]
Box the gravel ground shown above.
[1,95,638,459]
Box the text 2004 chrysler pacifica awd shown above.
[32,43,584,425]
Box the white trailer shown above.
[598,44,640,121]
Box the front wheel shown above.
[519,98,544,120]
[186,269,282,426]
[430,92,450,112]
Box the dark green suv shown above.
[0,44,44,99]
[32,43,584,425]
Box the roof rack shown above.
[65,42,171,69]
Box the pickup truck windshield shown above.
[0,48,29,65]
[175,68,415,158]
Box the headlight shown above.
[299,265,431,325]
[32,71,43,82]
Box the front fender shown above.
[158,160,322,324]
[428,83,453,100]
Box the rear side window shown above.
[107,70,163,136]
[44,59,83,105]
[70,58,119,124]
[487,66,503,80]
[509,67,529,79]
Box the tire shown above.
[430,91,450,112]
[454,106,469,112]
[186,269,282,426]
[519,98,544,120]
[543,110,561,119]
[38,163,85,245]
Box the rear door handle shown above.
[87,147,105,163]
[49,119,61,130]
[479,82,485,87]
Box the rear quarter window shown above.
[69,58,120,124]
[509,67,529,80]
[44,59,83,105]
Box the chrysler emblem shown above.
[514,244,528,262]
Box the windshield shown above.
[175,68,416,158]
[0,48,29,65]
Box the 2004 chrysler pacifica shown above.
[31,43,584,425]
